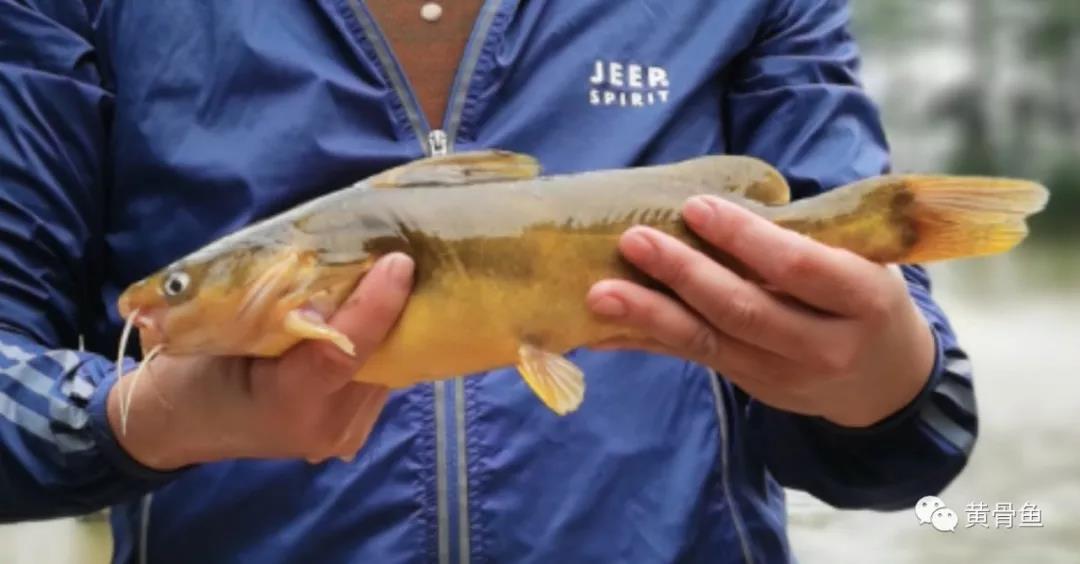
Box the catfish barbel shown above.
[116,151,1048,418]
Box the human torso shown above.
[91,3,791,562]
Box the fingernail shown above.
[386,254,414,286]
[591,295,627,318]
[621,228,656,262]
[683,197,713,227]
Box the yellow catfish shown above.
[116,151,1047,416]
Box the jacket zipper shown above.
[429,110,458,564]
[428,129,449,157]
[708,376,755,564]
[344,2,509,563]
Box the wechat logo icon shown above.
[915,496,957,533]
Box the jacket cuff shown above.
[86,362,189,484]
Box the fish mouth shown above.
[117,285,146,319]
[117,293,167,351]
[131,309,166,352]
[118,283,166,331]
[131,311,161,334]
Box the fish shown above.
[116,150,1048,417]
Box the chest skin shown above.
[365,0,485,128]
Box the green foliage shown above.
[850,0,918,46]
[853,0,1080,241]
[1029,157,1080,242]
[1026,0,1080,59]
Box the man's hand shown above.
[108,253,415,470]
[587,196,935,428]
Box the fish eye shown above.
[162,271,191,297]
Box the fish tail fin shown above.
[899,176,1049,263]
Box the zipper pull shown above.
[428,129,449,157]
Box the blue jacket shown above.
[0,1,977,562]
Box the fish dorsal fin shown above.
[368,150,541,188]
[516,343,585,415]
[666,156,791,205]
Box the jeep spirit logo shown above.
[588,59,670,108]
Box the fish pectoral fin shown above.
[368,150,541,188]
[516,343,585,416]
[284,309,356,356]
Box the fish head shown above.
[117,243,345,357]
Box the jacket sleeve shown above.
[0,1,177,522]
[724,0,977,510]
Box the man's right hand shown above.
[107,253,415,470]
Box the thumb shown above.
[277,253,415,395]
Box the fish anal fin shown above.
[516,343,585,416]
[368,150,540,188]
[284,309,355,356]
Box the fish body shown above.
[117,151,1048,414]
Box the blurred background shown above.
[2,0,1077,562]
[788,0,1080,562]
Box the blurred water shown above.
[0,517,109,564]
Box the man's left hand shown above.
[586,195,936,428]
